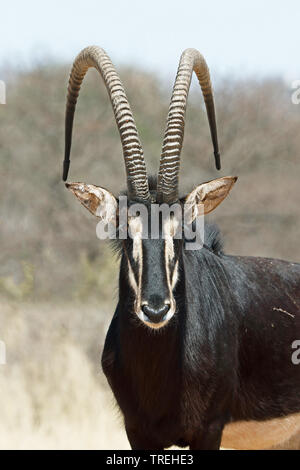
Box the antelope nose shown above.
[142,303,170,323]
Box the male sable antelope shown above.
[63,46,300,449]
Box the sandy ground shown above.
[0,301,130,449]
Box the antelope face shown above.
[66,176,237,329]
[124,209,181,329]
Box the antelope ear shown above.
[66,182,118,223]
[184,176,237,221]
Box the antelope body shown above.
[63,46,300,449]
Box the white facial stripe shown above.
[127,259,138,294]
[163,216,180,270]
[171,260,179,289]
[128,216,143,240]
[132,234,142,262]
[163,216,180,241]
[163,217,179,292]
[127,216,143,313]
[164,235,178,290]
[165,234,175,260]
[129,217,143,268]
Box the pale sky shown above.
[1,0,300,81]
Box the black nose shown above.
[142,303,170,323]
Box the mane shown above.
[203,223,224,255]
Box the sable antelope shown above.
[63,46,300,449]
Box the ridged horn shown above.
[157,48,221,203]
[63,46,150,201]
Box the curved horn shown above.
[157,48,220,203]
[63,46,150,201]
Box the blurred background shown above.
[0,0,299,449]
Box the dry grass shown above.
[0,301,129,449]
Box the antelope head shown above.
[63,46,237,329]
